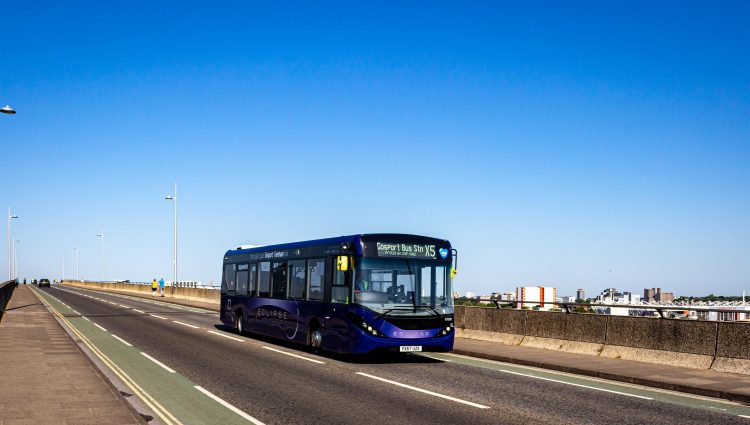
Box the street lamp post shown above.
[74,247,79,281]
[165,183,178,294]
[2,108,17,281]
[13,239,19,280]
[7,207,19,281]
[97,232,105,282]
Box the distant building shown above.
[516,286,557,311]
[576,289,586,301]
[644,287,674,303]
[465,291,476,299]
[595,288,640,305]
[500,292,516,301]
[478,295,493,304]
[561,296,576,303]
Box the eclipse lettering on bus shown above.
[391,330,433,338]
[256,308,289,320]
[376,242,436,259]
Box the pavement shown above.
[61,282,750,405]
[0,285,145,425]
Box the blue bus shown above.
[220,234,456,354]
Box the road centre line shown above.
[140,352,176,373]
[82,316,90,321]
[208,331,244,342]
[119,304,130,308]
[261,346,325,364]
[497,369,653,400]
[173,320,200,329]
[150,314,168,320]
[355,372,490,409]
[740,415,750,419]
[194,386,265,425]
[133,309,145,314]
[112,334,133,347]
[94,323,107,332]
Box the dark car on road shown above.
[38,279,51,288]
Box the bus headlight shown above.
[348,313,385,338]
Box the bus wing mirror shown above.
[337,256,349,271]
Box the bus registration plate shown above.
[399,345,422,352]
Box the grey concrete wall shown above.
[455,305,750,374]
[716,322,750,360]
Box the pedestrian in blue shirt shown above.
[158,277,165,297]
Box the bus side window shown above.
[258,262,271,297]
[248,263,257,296]
[289,260,306,299]
[271,261,287,299]
[224,264,237,293]
[236,263,249,295]
[307,258,325,301]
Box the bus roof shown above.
[224,234,450,258]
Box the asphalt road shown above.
[36,285,750,425]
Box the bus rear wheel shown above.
[309,325,322,352]
[235,312,244,335]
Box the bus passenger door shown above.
[323,256,351,351]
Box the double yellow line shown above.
[31,287,182,425]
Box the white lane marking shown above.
[71,309,80,315]
[94,323,107,332]
[498,369,653,400]
[194,386,265,424]
[208,330,244,342]
[261,346,325,364]
[108,301,117,305]
[150,314,168,320]
[133,309,145,314]
[418,354,454,362]
[119,304,130,308]
[141,352,176,373]
[112,334,133,347]
[82,316,91,321]
[355,372,490,409]
[739,415,750,419]
[173,320,199,329]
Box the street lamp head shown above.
[10,215,18,219]
[0,105,16,114]
[165,195,174,200]
[97,233,103,237]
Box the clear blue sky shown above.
[1,1,748,297]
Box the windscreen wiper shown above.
[374,309,395,320]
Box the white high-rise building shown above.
[516,286,557,311]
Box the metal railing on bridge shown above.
[454,298,750,320]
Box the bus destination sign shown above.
[376,242,436,259]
